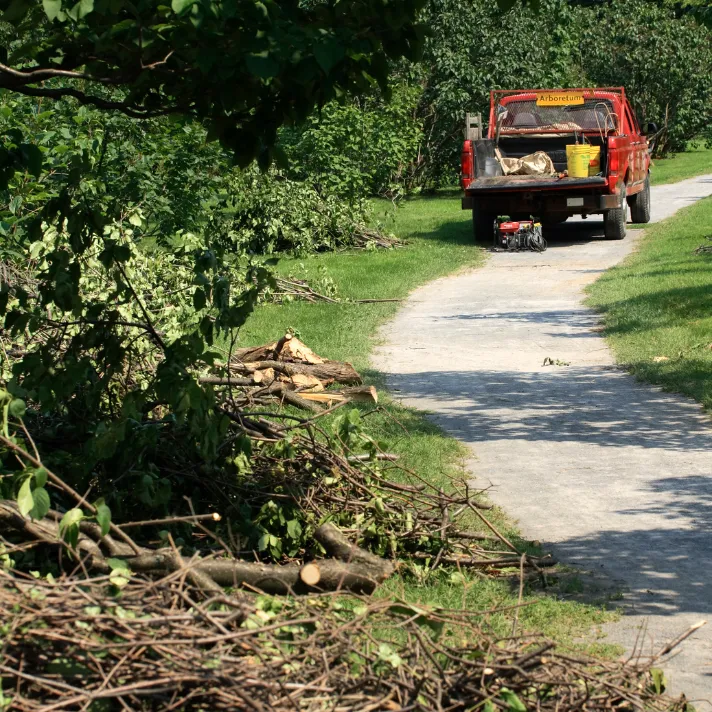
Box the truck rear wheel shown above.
[472,203,495,243]
[628,174,651,224]
[603,186,627,240]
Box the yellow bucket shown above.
[587,146,601,176]
[566,144,591,178]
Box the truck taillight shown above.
[607,136,621,174]
[461,140,474,190]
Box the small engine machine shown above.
[493,216,547,252]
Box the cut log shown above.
[0,504,393,596]
[299,563,321,586]
[272,332,293,359]
[297,392,348,404]
[341,386,378,404]
[252,368,275,385]
[230,360,362,385]
[279,337,324,364]
[287,373,324,391]
[298,385,377,405]
[231,334,324,365]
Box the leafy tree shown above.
[279,80,423,199]
[0,0,428,524]
[412,0,584,186]
[579,0,712,154]
[0,0,427,166]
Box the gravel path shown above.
[373,174,712,705]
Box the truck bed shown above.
[465,175,607,193]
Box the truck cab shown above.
[461,88,653,241]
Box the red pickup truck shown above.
[461,87,656,241]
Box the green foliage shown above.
[218,166,375,253]
[415,0,583,186]
[1,0,427,166]
[580,0,712,155]
[279,81,424,199]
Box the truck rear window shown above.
[499,99,617,133]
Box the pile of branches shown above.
[262,277,402,305]
[0,409,554,595]
[0,568,691,711]
[351,228,405,250]
[201,333,379,413]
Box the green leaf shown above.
[68,0,93,19]
[106,557,131,572]
[193,287,206,310]
[29,486,50,520]
[9,398,26,418]
[2,0,30,25]
[245,53,279,80]
[314,39,345,74]
[650,667,666,693]
[171,0,197,14]
[42,0,65,20]
[377,642,403,668]
[285,518,302,540]
[17,477,34,517]
[107,558,132,588]
[59,508,84,548]
[34,467,48,488]
[499,688,527,712]
[95,501,111,537]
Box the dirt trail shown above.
[373,174,712,705]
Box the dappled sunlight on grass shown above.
[587,196,712,409]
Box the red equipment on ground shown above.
[494,217,547,251]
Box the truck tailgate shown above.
[465,175,607,193]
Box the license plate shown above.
[567,197,584,207]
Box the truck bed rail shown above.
[465,175,607,193]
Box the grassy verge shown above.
[240,194,619,650]
[587,196,712,410]
[650,142,712,185]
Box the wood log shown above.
[230,360,362,385]
[198,375,253,386]
[297,385,377,406]
[262,382,322,413]
[231,335,324,365]
[0,505,393,595]
[341,386,378,404]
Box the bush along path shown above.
[373,174,712,707]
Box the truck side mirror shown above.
[644,122,658,136]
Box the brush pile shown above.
[201,333,377,413]
[0,330,695,710]
[0,568,690,711]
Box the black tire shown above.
[604,185,627,240]
[628,174,651,224]
[472,203,495,243]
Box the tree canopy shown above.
[0,0,426,165]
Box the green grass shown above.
[587,195,712,410]
[240,194,620,649]
[235,145,712,645]
[650,142,712,186]
[239,193,481,370]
